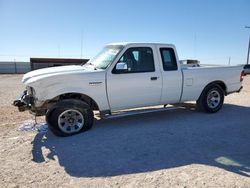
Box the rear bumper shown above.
[237,86,243,93]
[13,90,34,112]
[226,86,243,95]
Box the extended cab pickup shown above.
[13,43,244,136]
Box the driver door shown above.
[107,46,162,111]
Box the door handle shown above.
[150,77,158,81]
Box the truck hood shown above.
[22,65,98,85]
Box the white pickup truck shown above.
[13,43,244,136]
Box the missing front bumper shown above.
[13,90,34,112]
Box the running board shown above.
[98,105,184,119]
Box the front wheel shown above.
[46,99,94,137]
[196,84,224,113]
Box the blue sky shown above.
[0,0,249,65]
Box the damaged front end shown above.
[13,87,49,116]
[13,88,35,112]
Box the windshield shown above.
[84,45,124,69]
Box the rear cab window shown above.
[160,48,178,71]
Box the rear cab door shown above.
[156,44,183,104]
[106,44,162,111]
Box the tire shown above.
[46,99,94,137]
[196,84,224,113]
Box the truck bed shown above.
[180,64,243,101]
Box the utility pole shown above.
[58,44,61,57]
[193,33,197,58]
[245,26,250,64]
[80,30,83,59]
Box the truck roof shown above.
[107,42,175,48]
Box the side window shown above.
[114,47,155,73]
[160,48,178,71]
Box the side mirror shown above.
[114,62,128,73]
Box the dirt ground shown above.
[0,74,250,188]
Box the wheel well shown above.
[203,81,227,95]
[47,93,99,111]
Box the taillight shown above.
[240,70,244,82]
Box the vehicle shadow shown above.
[31,103,250,177]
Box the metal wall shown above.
[0,61,30,73]
[30,58,89,70]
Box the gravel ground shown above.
[0,74,250,188]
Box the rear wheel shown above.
[196,84,224,113]
[46,99,94,137]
